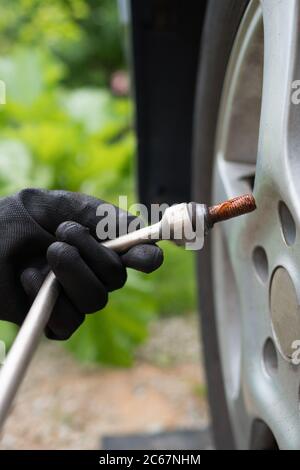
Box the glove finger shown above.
[47,241,108,314]
[19,189,136,238]
[45,295,85,340]
[20,267,85,340]
[121,244,164,273]
[56,221,127,291]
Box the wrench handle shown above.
[0,272,60,428]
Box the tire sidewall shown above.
[192,0,250,450]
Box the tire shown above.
[192,0,250,450]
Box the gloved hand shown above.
[0,188,163,339]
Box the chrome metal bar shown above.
[0,272,59,428]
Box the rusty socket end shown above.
[207,194,256,227]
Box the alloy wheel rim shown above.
[212,0,300,449]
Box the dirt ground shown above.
[0,314,209,450]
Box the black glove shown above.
[0,188,163,339]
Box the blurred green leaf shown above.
[66,271,156,366]
[147,241,197,316]
[61,88,111,133]
[0,321,18,349]
[0,48,65,105]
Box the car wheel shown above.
[193,0,300,449]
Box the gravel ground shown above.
[0,314,209,450]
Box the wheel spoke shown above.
[257,0,299,204]
[213,155,273,449]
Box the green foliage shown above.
[0,2,196,366]
[0,321,18,349]
[150,242,196,316]
[67,271,156,366]
[0,0,124,87]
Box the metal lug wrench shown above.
[0,194,256,429]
